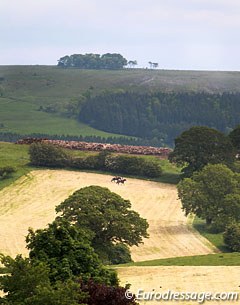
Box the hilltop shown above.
[1,66,240,143]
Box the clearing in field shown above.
[0,170,216,259]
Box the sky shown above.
[1,0,240,70]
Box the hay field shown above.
[0,169,215,259]
[118,266,240,305]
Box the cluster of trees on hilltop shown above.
[169,126,240,252]
[57,53,128,70]
[79,91,240,146]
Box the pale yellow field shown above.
[0,169,238,304]
[0,169,216,259]
[118,266,240,305]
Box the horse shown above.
[116,178,127,185]
[111,176,121,182]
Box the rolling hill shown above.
[1,66,240,142]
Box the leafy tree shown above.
[0,255,84,305]
[178,164,240,226]
[29,142,69,167]
[57,53,127,70]
[26,220,118,285]
[81,280,138,305]
[223,223,240,252]
[56,186,149,262]
[78,90,240,146]
[229,125,240,152]
[128,60,137,68]
[169,126,235,177]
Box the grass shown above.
[193,217,230,252]
[0,142,32,190]
[0,98,122,137]
[1,65,240,138]
[119,252,240,266]
[0,142,180,193]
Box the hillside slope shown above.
[1,66,240,140]
[0,170,215,259]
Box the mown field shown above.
[1,66,240,137]
[1,141,240,304]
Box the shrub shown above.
[142,160,163,178]
[0,166,16,179]
[223,223,240,252]
[81,280,138,305]
[105,154,162,178]
[29,143,69,167]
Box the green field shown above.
[0,97,120,137]
[120,252,240,266]
[0,142,31,190]
[1,66,240,137]
[193,217,229,252]
[0,142,180,191]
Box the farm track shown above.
[0,170,216,259]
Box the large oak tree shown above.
[169,126,235,177]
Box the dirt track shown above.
[0,170,216,259]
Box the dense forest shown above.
[79,91,240,146]
[57,53,128,69]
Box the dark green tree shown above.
[29,142,69,167]
[229,125,240,152]
[26,220,118,285]
[56,186,149,262]
[169,126,235,177]
[223,222,240,252]
[0,255,84,305]
[178,164,240,226]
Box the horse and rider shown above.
[111,176,127,185]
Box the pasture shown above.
[1,66,240,137]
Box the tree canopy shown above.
[79,91,240,146]
[26,220,117,285]
[57,53,128,70]
[229,125,240,151]
[178,164,240,226]
[56,186,149,262]
[169,126,235,177]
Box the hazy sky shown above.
[1,0,240,70]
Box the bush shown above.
[29,143,69,167]
[81,280,138,305]
[223,223,240,252]
[0,166,16,179]
[105,155,162,178]
[142,160,163,178]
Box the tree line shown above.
[169,125,240,252]
[79,91,240,146]
[57,53,129,70]
[29,143,163,178]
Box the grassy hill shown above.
[1,66,240,138]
